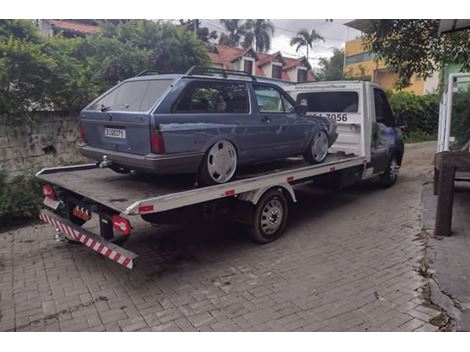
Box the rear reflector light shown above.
[112,215,131,235]
[225,189,235,196]
[79,127,86,143]
[138,205,154,213]
[151,131,165,154]
[330,167,336,172]
[42,184,56,200]
[287,176,294,183]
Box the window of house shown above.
[254,85,285,113]
[345,52,373,65]
[373,88,395,127]
[297,69,308,82]
[296,91,359,113]
[244,59,253,74]
[89,79,172,112]
[272,64,282,79]
[173,81,249,113]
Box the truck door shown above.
[371,88,396,173]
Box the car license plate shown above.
[105,127,126,139]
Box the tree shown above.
[316,48,345,81]
[362,19,470,89]
[0,19,210,114]
[179,19,218,43]
[218,19,247,47]
[242,19,274,52]
[290,29,324,61]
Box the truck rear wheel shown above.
[249,189,288,244]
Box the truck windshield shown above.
[297,91,359,113]
[89,79,172,112]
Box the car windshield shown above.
[297,91,359,113]
[88,79,173,112]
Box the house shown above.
[343,20,439,95]
[208,45,316,83]
[35,20,99,38]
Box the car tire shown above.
[380,155,400,187]
[199,140,238,186]
[249,189,288,244]
[304,130,329,164]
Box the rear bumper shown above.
[39,209,138,269]
[80,145,204,174]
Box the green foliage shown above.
[450,88,470,149]
[0,171,43,228]
[289,29,324,60]
[362,20,470,89]
[387,91,439,138]
[317,48,345,81]
[243,20,274,52]
[0,19,210,115]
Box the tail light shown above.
[79,126,87,143]
[42,184,56,200]
[112,215,132,235]
[150,130,165,154]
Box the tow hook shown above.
[98,155,113,168]
[53,228,67,242]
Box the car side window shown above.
[373,88,395,127]
[254,85,284,113]
[173,81,249,113]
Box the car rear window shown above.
[89,79,172,112]
[173,81,249,113]
[297,91,359,113]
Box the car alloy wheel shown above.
[312,130,329,162]
[206,140,237,184]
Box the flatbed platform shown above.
[37,154,365,215]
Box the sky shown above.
[200,19,362,67]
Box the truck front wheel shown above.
[380,155,400,187]
[249,189,288,244]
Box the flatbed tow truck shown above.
[36,80,404,269]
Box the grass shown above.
[404,131,437,144]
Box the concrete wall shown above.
[0,114,87,176]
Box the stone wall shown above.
[0,113,88,176]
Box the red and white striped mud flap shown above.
[39,209,138,269]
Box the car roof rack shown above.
[185,66,257,81]
[135,69,159,77]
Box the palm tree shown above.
[218,19,247,47]
[243,19,274,52]
[290,29,324,61]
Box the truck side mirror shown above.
[297,104,308,115]
[396,110,408,129]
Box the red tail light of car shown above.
[42,184,56,200]
[112,215,132,236]
[150,130,166,154]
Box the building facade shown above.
[208,45,316,83]
[344,21,439,95]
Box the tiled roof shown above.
[210,45,315,82]
[46,20,99,34]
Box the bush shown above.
[386,90,439,141]
[0,171,43,229]
[0,19,210,115]
[450,88,470,149]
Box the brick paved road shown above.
[0,142,443,331]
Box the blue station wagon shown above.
[79,67,338,185]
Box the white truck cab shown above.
[285,80,404,183]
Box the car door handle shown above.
[262,116,271,123]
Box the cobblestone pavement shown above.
[0,142,443,331]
